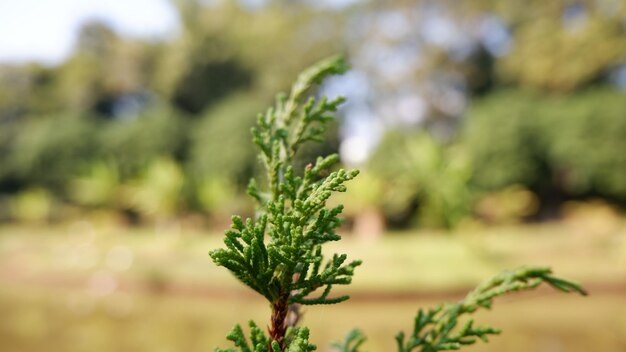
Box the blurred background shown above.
[1,0,625,351]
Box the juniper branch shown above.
[395,266,587,352]
[332,329,367,352]
[211,55,360,351]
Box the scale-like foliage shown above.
[332,329,367,352]
[395,267,587,352]
[215,322,316,352]
[211,55,360,350]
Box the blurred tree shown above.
[98,103,188,179]
[2,0,624,225]
[461,90,542,191]
[0,22,159,117]
[0,64,67,116]
[187,92,264,186]
[2,114,97,192]
[539,88,626,199]
[463,87,626,205]
[343,0,626,226]
[0,0,349,222]
[158,0,343,114]
[496,1,626,91]
[155,3,253,113]
[69,21,159,114]
[334,0,626,152]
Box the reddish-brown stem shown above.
[268,292,290,351]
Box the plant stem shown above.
[269,292,290,351]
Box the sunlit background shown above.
[1,0,625,351]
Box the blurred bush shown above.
[498,5,626,91]
[196,177,252,228]
[461,90,543,190]
[69,162,121,209]
[196,177,237,215]
[463,88,626,201]
[10,188,54,223]
[187,93,264,186]
[123,158,185,221]
[1,114,97,190]
[98,104,188,179]
[368,131,474,229]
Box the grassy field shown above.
[0,220,625,351]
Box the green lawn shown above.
[0,221,625,351]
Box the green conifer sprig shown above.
[395,267,587,352]
[215,322,316,352]
[210,55,360,350]
[332,329,367,352]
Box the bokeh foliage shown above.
[463,88,626,199]
[0,1,341,222]
[0,0,625,226]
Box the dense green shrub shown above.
[1,114,97,191]
[463,88,626,201]
[0,103,190,220]
[368,131,473,229]
[123,157,186,219]
[187,93,265,186]
[498,9,626,92]
[461,90,543,191]
[97,103,189,179]
[539,89,626,198]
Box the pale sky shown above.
[0,0,180,65]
